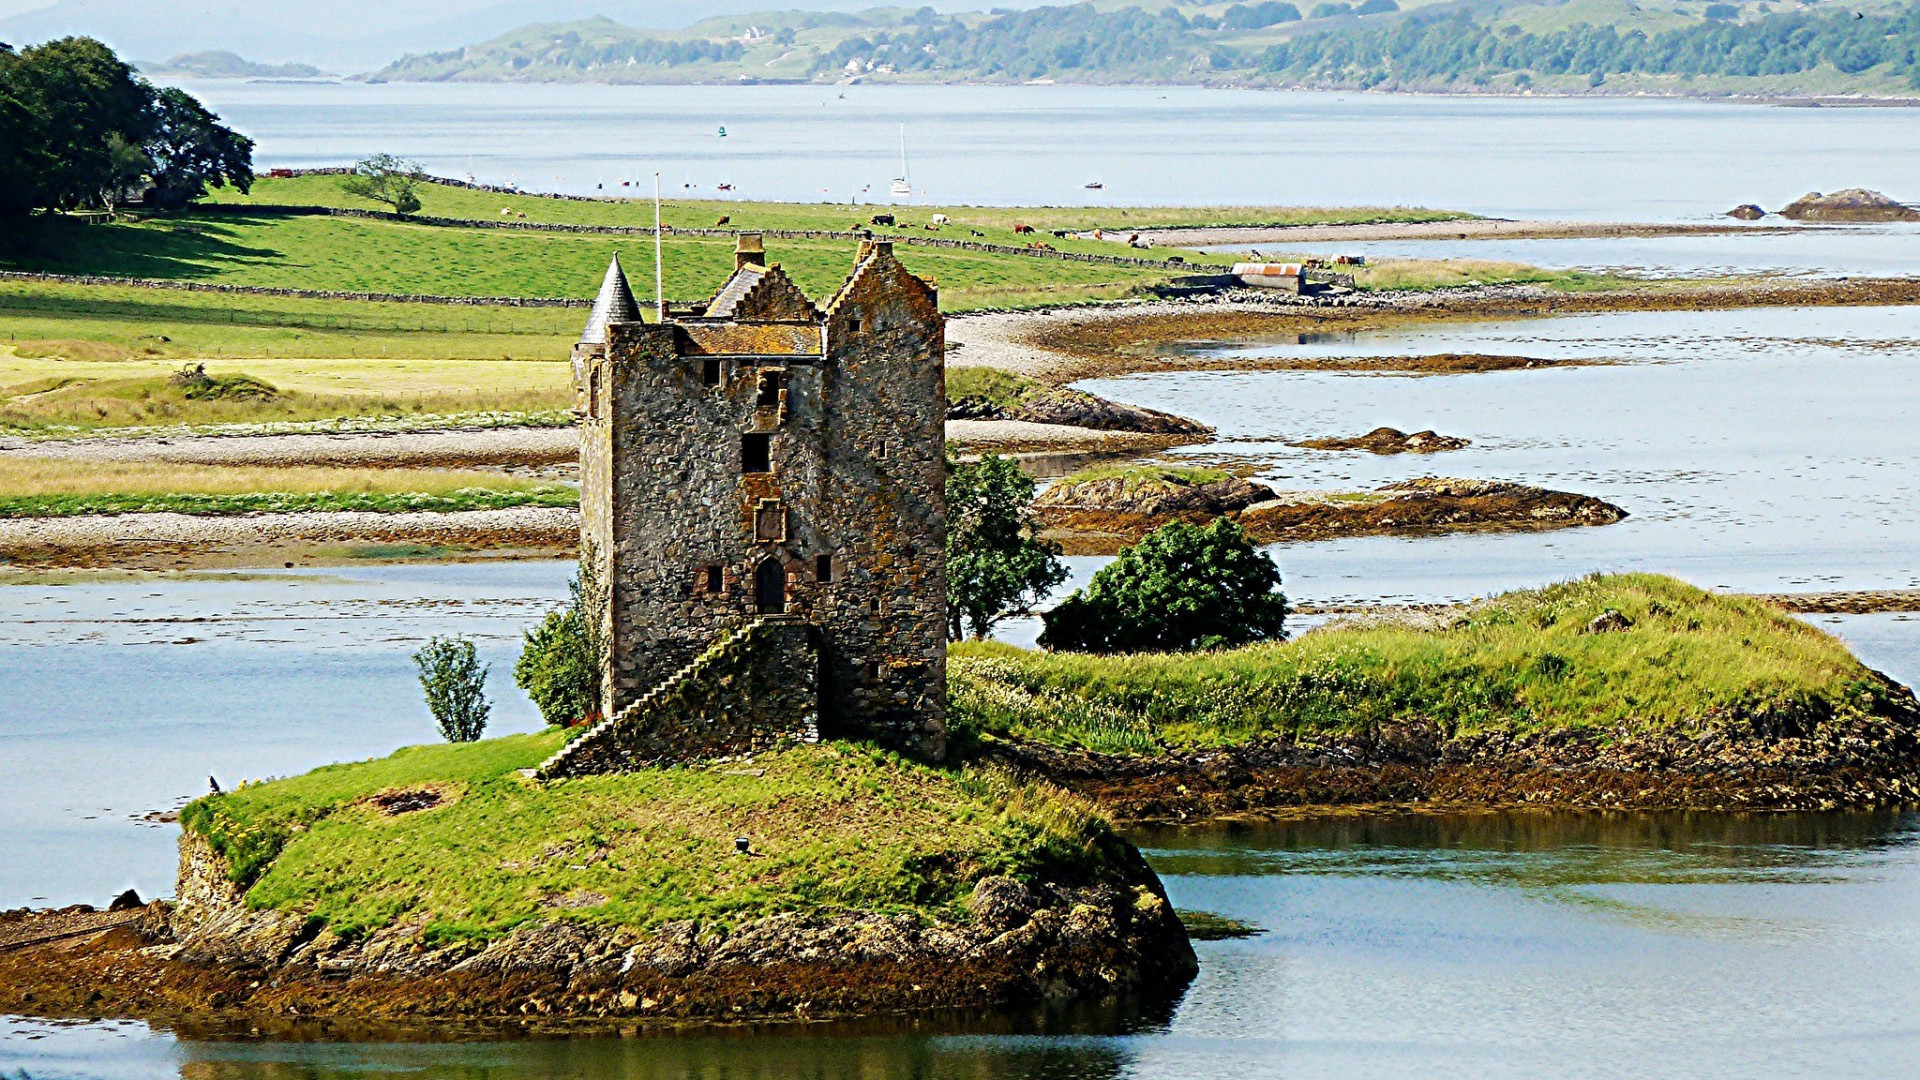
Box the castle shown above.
[537,236,948,779]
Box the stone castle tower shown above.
[538,236,947,778]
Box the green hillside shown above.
[366,0,1920,96]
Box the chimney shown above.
[735,233,766,272]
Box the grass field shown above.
[0,457,578,516]
[203,174,1474,237]
[3,209,1185,311]
[0,352,573,433]
[951,574,1904,755]
[180,737,1124,942]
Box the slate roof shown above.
[579,255,642,345]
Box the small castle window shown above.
[867,661,882,681]
[703,359,722,387]
[847,316,863,334]
[815,554,833,583]
[588,366,603,421]
[756,370,784,409]
[704,565,723,593]
[742,433,771,473]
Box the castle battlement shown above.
[565,236,947,767]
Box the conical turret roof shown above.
[579,255,641,345]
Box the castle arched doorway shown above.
[755,558,787,615]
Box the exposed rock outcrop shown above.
[1294,427,1470,454]
[1726,204,1767,221]
[0,831,1196,1028]
[1035,473,1626,554]
[950,387,1209,437]
[1778,189,1920,222]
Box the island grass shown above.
[1052,463,1233,491]
[947,367,1042,409]
[202,174,1474,237]
[180,737,1124,942]
[0,457,578,517]
[951,574,1905,755]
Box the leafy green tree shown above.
[144,86,254,210]
[413,635,491,743]
[514,572,603,727]
[946,453,1067,641]
[1039,517,1287,654]
[1,37,152,212]
[341,153,427,215]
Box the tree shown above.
[1038,517,1288,654]
[341,153,426,215]
[946,453,1067,641]
[144,86,253,210]
[413,636,490,742]
[0,37,251,219]
[1,37,152,212]
[514,571,603,728]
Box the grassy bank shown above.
[203,175,1472,237]
[0,356,573,434]
[952,575,1906,755]
[0,458,578,517]
[181,736,1123,942]
[3,210,1180,313]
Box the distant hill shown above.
[366,0,1920,97]
[142,51,329,79]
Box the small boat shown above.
[718,126,728,137]
[1085,181,1105,190]
[890,124,913,199]
[717,183,734,192]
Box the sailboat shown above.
[890,124,913,199]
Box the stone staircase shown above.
[535,618,818,780]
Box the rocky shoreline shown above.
[1035,473,1626,555]
[0,830,1196,1029]
[990,674,1920,821]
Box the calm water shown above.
[9,84,1920,1075]
[14,809,1920,1078]
[1204,223,1920,279]
[1075,304,1920,606]
[170,81,1920,222]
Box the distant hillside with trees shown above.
[0,36,254,221]
[367,0,1920,96]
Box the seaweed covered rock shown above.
[1779,189,1920,222]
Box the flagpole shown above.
[652,173,666,321]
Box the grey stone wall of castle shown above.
[572,237,947,762]
[537,619,820,779]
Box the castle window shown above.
[754,499,787,543]
[815,554,833,583]
[703,359,722,387]
[704,565,723,594]
[756,370,784,409]
[848,316,863,334]
[742,433,771,473]
[867,661,882,681]
[754,559,787,615]
[588,366,602,421]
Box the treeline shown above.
[382,30,745,78]
[807,0,1920,87]
[816,6,1205,79]
[0,37,252,220]
[1254,3,1920,87]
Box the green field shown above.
[951,574,1907,755]
[0,457,579,516]
[181,737,1127,942]
[202,174,1471,239]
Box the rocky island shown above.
[1032,466,1625,555]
